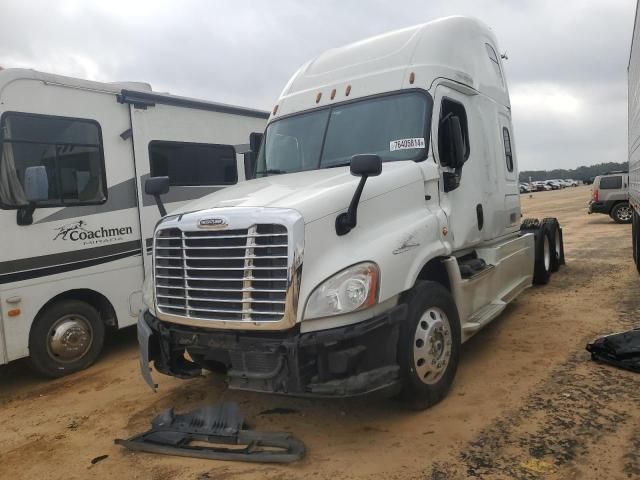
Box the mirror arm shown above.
[17,203,36,226]
[335,174,369,236]
[153,194,167,217]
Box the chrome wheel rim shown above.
[543,234,551,271]
[618,205,633,222]
[46,314,93,363]
[413,307,452,385]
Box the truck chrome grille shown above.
[154,224,289,322]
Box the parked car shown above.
[588,173,632,223]
[519,183,531,193]
[545,180,561,190]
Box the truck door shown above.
[127,102,263,275]
[431,84,485,250]
[498,111,521,234]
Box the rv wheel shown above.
[397,281,461,410]
[29,300,105,378]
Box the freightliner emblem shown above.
[198,217,228,229]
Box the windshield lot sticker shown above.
[390,138,425,151]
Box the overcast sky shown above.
[0,0,635,171]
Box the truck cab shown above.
[138,16,562,409]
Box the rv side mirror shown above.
[17,166,49,226]
[145,176,170,217]
[335,154,382,236]
[448,116,465,169]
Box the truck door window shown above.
[438,98,470,165]
[0,112,106,208]
[503,127,514,172]
[149,141,237,186]
[599,176,622,189]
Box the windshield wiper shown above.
[256,169,288,175]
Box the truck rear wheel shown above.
[542,218,564,272]
[397,281,461,410]
[29,300,105,378]
[611,202,633,224]
[521,218,553,285]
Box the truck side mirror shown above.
[245,132,264,180]
[335,154,382,236]
[145,176,170,217]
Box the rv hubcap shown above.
[413,307,452,385]
[47,315,93,362]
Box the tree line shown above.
[519,162,628,182]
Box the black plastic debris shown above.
[115,402,305,463]
[586,328,640,373]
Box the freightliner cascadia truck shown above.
[138,16,564,409]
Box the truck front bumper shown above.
[138,304,408,397]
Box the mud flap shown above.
[115,403,305,463]
[137,311,157,392]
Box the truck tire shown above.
[634,210,640,274]
[542,217,563,272]
[397,281,461,410]
[28,300,105,378]
[611,202,633,224]
[532,224,553,285]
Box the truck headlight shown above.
[304,262,379,320]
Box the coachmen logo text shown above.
[53,220,133,245]
[198,217,228,229]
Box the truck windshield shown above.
[256,91,431,176]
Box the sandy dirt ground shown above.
[1,185,640,480]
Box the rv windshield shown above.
[255,91,432,176]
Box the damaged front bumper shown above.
[138,304,407,397]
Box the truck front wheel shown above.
[28,300,105,378]
[398,281,461,410]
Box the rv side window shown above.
[599,176,622,189]
[503,127,514,172]
[0,112,106,208]
[149,141,237,186]
[438,98,470,164]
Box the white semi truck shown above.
[139,16,564,409]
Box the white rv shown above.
[138,17,564,409]
[0,68,268,377]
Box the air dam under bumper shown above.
[138,305,408,397]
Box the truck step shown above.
[462,301,506,333]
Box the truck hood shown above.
[174,161,426,224]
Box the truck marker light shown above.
[442,227,449,236]
[8,309,20,317]
[331,88,336,100]
[409,72,415,84]
[316,92,322,103]
[345,85,351,96]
